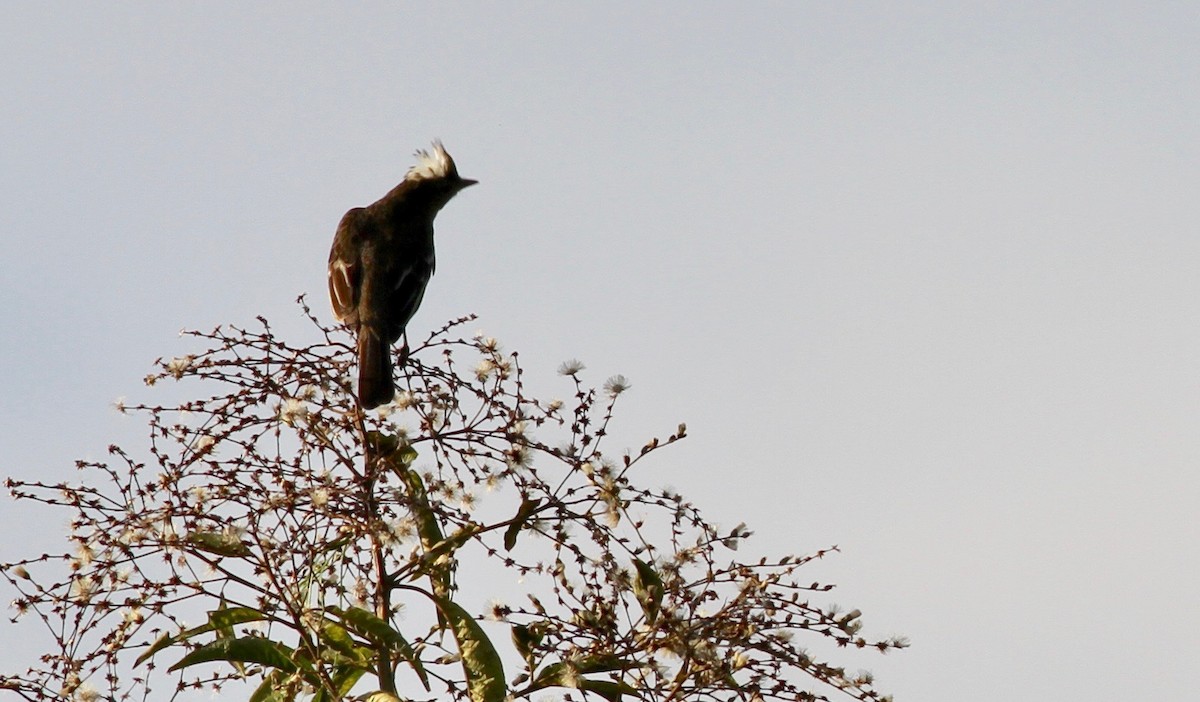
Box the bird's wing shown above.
[328,208,366,324]
[380,254,434,344]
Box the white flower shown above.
[60,672,81,697]
[74,542,95,568]
[70,575,96,602]
[475,359,496,381]
[123,606,144,624]
[194,434,216,453]
[604,375,631,397]
[557,359,585,376]
[485,599,508,621]
[166,355,195,379]
[278,398,308,426]
[222,524,246,543]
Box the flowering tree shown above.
[2,299,905,702]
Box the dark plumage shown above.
[328,142,476,409]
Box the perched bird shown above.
[328,142,477,409]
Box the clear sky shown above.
[2,3,1198,700]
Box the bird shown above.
[328,141,477,409]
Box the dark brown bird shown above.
[328,142,476,409]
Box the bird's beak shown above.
[459,178,479,188]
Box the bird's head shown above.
[405,141,478,196]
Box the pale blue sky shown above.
[3,3,1199,700]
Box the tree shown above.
[2,298,906,702]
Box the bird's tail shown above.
[357,326,394,410]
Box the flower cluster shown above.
[2,298,903,702]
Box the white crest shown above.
[405,140,455,181]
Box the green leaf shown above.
[398,467,454,628]
[363,693,404,702]
[369,431,418,468]
[523,656,640,702]
[319,620,369,663]
[577,678,638,702]
[248,670,289,702]
[510,623,543,666]
[317,620,353,650]
[210,606,269,630]
[528,655,638,692]
[422,524,481,563]
[504,497,542,551]
[329,606,429,691]
[313,664,368,702]
[401,470,444,550]
[632,558,664,624]
[186,529,251,556]
[135,607,269,666]
[435,596,506,702]
[332,665,368,698]
[167,636,316,683]
[397,444,419,466]
[213,602,244,674]
[135,632,175,667]
[365,430,398,456]
[570,654,636,676]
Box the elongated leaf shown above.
[435,596,506,702]
[213,602,244,674]
[510,623,543,667]
[318,620,366,662]
[135,607,269,666]
[367,430,418,468]
[329,606,429,690]
[210,607,271,630]
[365,430,399,456]
[135,632,175,667]
[313,664,368,702]
[632,559,663,624]
[186,529,251,556]
[523,657,640,702]
[528,655,638,692]
[577,679,638,702]
[563,654,635,676]
[333,666,368,698]
[396,444,418,467]
[422,524,481,563]
[399,467,453,629]
[504,497,542,551]
[248,670,288,702]
[168,636,316,684]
